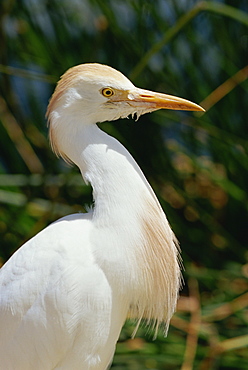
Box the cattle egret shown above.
[0,63,204,370]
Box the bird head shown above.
[47,63,204,159]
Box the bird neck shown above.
[61,121,155,225]
[53,118,180,335]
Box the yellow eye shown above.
[101,88,114,97]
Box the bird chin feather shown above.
[131,108,155,121]
[104,106,155,122]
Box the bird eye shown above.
[101,88,114,97]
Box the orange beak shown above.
[126,88,205,112]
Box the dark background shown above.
[0,0,247,369]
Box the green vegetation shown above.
[0,0,247,369]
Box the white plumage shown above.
[0,63,204,369]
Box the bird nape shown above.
[0,63,204,370]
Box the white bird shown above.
[0,63,204,370]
